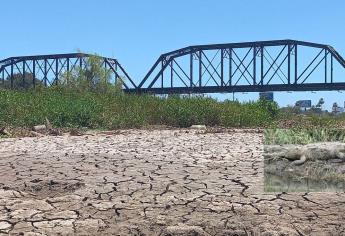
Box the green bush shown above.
[0,88,281,129]
[58,54,123,94]
[0,72,44,90]
[2,54,339,130]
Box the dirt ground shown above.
[0,129,344,236]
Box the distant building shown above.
[295,100,311,110]
[259,92,274,101]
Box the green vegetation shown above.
[264,128,345,145]
[0,54,283,130]
[275,106,345,129]
[59,54,124,94]
[0,89,279,129]
[2,54,345,132]
[0,72,44,90]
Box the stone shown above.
[190,125,207,130]
[32,125,46,132]
[165,224,209,236]
[0,221,11,231]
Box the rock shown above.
[0,189,19,198]
[0,221,12,231]
[32,125,47,132]
[91,202,114,211]
[190,125,207,130]
[165,224,209,235]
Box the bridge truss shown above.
[0,53,136,89]
[1,40,345,94]
[129,40,345,94]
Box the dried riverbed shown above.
[0,129,344,235]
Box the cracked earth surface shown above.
[0,129,344,236]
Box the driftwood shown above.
[31,118,61,136]
[0,127,11,136]
[45,117,53,130]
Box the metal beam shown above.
[126,83,345,94]
[0,53,134,89]
[1,39,345,94]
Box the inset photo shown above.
[264,128,345,192]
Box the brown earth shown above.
[0,129,344,236]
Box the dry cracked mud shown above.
[0,129,344,236]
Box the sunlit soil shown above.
[0,129,344,235]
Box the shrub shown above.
[0,89,282,129]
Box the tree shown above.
[0,72,43,90]
[60,54,123,94]
[316,98,324,108]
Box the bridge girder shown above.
[1,40,345,94]
[135,39,345,94]
[0,53,136,89]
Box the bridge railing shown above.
[0,53,136,90]
[130,40,345,94]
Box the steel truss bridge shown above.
[1,40,345,94]
[0,53,136,89]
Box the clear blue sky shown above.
[1,0,345,110]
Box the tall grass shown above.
[0,88,279,129]
[4,54,342,131]
[264,128,345,145]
